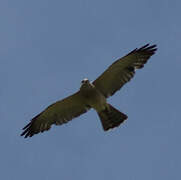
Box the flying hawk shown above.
[21,44,157,138]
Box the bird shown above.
[21,44,157,138]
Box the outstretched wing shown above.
[21,91,90,138]
[93,44,157,98]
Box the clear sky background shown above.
[0,0,180,179]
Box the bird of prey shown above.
[21,44,157,138]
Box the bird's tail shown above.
[98,104,127,131]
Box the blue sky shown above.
[0,0,180,179]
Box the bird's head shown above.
[81,78,90,85]
[80,78,93,90]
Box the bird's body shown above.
[21,44,157,138]
[80,79,107,111]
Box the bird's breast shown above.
[80,87,107,111]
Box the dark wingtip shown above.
[128,43,157,56]
[137,43,157,55]
[139,43,150,50]
[20,121,31,137]
[21,113,42,138]
[139,43,157,50]
[21,129,35,138]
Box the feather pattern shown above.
[21,91,90,138]
[93,44,157,97]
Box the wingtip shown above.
[138,43,157,54]
[140,43,157,49]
